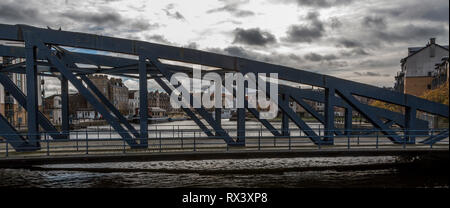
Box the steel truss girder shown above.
[287,92,344,136]
[153,77,214,138]
[54,47,142,141]
[0,113,37,151]
[335,89,404,143]
[80,74,142,139]
[30,38,141,148]
[276,94,324,144]
[0,24,447,148]
[279,85,429,133]
[0,73,66,140]
[421,130,449,145]
[142,54,239,146]
[0,24,446,117]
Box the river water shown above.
[0,156,448,188]
[0,120,448,188]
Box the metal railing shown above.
[0,126,448,158]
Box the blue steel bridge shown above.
[0,24,448,164]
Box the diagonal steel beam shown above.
[288,92,344,136]
[0,73,66,139]
[80,74,141,139]
[246,106,282,137]
[279,85,429,132]
[1,24,447,119]
[31,39,139,148]
[420,130,449,145]
[153,77,214,137]
[54,46,142,140]
[0,113,38,151]
[276,94,324,145]
[143,54,237,145]
[335,89,404,143]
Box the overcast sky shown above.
[0,0,449,95]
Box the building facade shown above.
[128,90,139,116]
[43,94,62,125]
[148,91,172,112]
[394,38,449,97]
[431,57,449,89]
[0,57,44,128]
[86,74,129,114]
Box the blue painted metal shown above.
[153,77,214,137]
[0,73,66,140]
[421,130,449,145]
[237,107,245,143]
[30,37,139,148]
[276,95,324,145]
[344,108,352,135]
[335,89,404,143]
[138,56,148,146]
[281,94,290,137]
[288,91,344,136]
[55,47,141,141]
[143,54,237,145]
[215,108,221,136]
[405,107,416,143]
[246,106,282,137]
[0,113,35,151]
[324,88,335,142]
[80,74,141,140]
[24,35,40,147]
[61,76,69,138]
[0,24,447,151]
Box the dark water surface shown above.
[0,156,448,188]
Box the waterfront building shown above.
[431,57,449,89]
[0,57,44,128]
[43,94,62,125]
[394,38,449,96]
[86,75,129,114]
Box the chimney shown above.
[430,38,436,58]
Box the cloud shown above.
[62,11,124,26]
[330,17,342,29]
[59,9,160,34]
[282,12,324,43]
[206,46,305,70]
[373,24,447,43]
[340,48,370,56]
[336,39,363,48]
[145,35,172,45]
[370,0,449,23]
[232,28,277,46]
[163,4,185,20]
[184,42,199,49]
[0,1,50,25]
[274,0,354,8]
[207,0,254,17]
[362,16,387,29]
[304,52,337,62]
[353,71,390,77]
